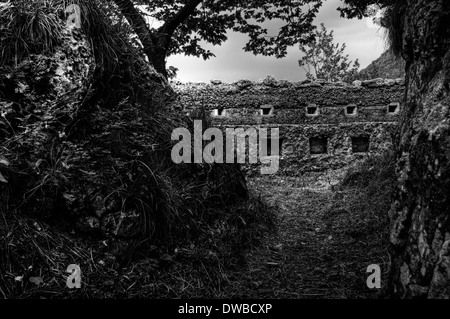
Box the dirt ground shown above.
[0,169,391,299]
[219,171,390,299]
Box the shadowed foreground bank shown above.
[1,152,394,298]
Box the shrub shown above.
[0,0,253,269]
[0,0,63,66]
[324,150,396,242]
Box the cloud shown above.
[168,0,387,83]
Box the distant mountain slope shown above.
[358,50,406,80]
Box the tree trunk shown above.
[144,33,171,79]
[389,0,450,298]
[112,0,169,78]
[112,0,202,79]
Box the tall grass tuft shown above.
[0,0,139,82]
[0,0,63,66]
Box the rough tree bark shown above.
[389,0,450,298]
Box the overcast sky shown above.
[167,0,387,83]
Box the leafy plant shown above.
[112,0,324,77]
[0,0,64,66]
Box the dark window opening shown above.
[306,104,319,116]
[346,105,357,116]
[388,102,400,114]
[310,137,327,155]
[212,108,225,116]
[261,105,274,116]
[352,136,370,153]
[307,107,317,114]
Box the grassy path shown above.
[0,169,391,299]
[221,173,390,299]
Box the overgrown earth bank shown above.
[1,153,395,298]
[0,0,259,298]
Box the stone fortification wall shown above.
[172,77,405,175]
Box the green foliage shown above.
[76,0,143,78]
[0,0,254,267]
[0,187,274,298]
[337,0,406,56]
[0,0,144,82]
[318,151,396,297]
[298,23,360,83]
[340,150,395,190]
[326,151,396,237]
[337,0,393,19]
[111,0,325,75]
[114,0,407,77]
[139,0,323,58]
[115,0,404,77]
[0,0,63,66]
[167,66,179,80]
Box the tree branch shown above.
[159,0,203,36]
[112,0,154,47]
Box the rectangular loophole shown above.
[352,136,370,153]
[260,104,274,116]
[388,102,400,114]
[345,105,357,116]
[212,108,226,116]
[306,104,319,117]
[309,137,327,155]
